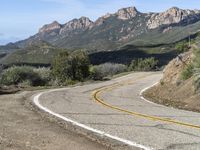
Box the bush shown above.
[91,63,127,80]
[128,57,158,71]
[193,48,200,68]
[181,64,194,80]
[33,67,51,85]
[175,41,189,53]
[0,66,43,86]
[52,51,90,84]
[193,70,200,91]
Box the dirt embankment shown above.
[144,50,200,112]
[0,91,109,150]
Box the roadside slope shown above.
[144,50,200,112]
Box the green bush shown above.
[175,41,189,53]
[52,51,90,84]
[91,63,127,80]
[193,70,200,91]
[33,67,51,85]
[128,57,158,71]
[181,64,194,80]
[0,66,43,86]
[193,48,200,68]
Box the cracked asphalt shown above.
[38,72,200,150]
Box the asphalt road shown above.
[35,72,200,150]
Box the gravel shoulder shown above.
[0,91,109,150]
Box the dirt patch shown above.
[144,80,200,112]
[0,86,20,95]
[143,50,200,112]
[0,91,110,150]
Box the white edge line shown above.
[33,88,153,150]
[139,82,162,106]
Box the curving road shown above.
[34,72,200,150]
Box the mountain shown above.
[0,41,67,65]
[1,6,200,66]
[15,7,200,51]
[0,43,19,53]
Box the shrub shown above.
[52,51,90,84]
[33,67,51,85]
[128,57,158,71]
[193,71,200,92]
[193,53,200,91]
[175,41,189,53]
[193,48,200,68]
[181,64,194,80]
[91,63,127,80]
[52,51,69,83]
[0,66,42,86]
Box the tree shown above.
[128,57,158,71]
[52,51,90,84]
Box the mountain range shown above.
[1,6,200,65]
[15,6,200,50]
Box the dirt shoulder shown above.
[143,80,200,112]
[0,91,109,150]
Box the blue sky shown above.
[1,0,200,45]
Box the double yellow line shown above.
[92,74,200,130]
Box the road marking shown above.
[33,85,153,150]
[92,75,200,130]
[140,82,162,106]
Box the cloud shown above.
[0,33,4,37]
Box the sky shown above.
[1,0,200,45]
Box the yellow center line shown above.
[92,74,200,130]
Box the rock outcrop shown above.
[116,7,139,20]
[60,17,94,35]
[147,7,200,29]
[39,21,62,33]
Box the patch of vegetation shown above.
[0,41,67,65]
[0,66,46,86]
[181,64,194,80]
[128,57,158,71]
[33,67,51,85]
[193,48,200,91]
[90,63,127,80]
[193,70,200,92]
[52,51,90,85]
[175,40,190,53]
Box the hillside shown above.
[15,7,200,51]
[0,41,67,66]
[144,39,200,112]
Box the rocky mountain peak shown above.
[116,6,139,20]
[78,16,94,27]
[147,7,200,29]
[94,13,113,26]
[59,17,94,35]
[39,21,61,33]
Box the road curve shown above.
[33,72,200,150]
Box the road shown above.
[34,72,200,150]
